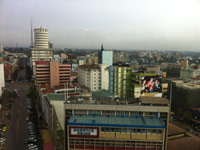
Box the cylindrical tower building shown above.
[34,27,49,48]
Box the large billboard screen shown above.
[141,76,162,97]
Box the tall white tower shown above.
[34,27,49,48]
[0,45,3,53]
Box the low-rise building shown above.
[65,96,170,150]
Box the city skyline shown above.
[1,0,200,50]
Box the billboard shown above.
[141,76,162,97]
[69,126,99,138]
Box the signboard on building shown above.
[69,127,99,138]
[35,61,49,65]
[141,76,162,97]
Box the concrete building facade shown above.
[31,27,54,75]
[35,61,71,88]
[114,66,132,98]
[34,27,49,48]
[180,68,200,82]
[78,64,101,92]
[0,64,5,96]
[78,64,109,92]
[65,97,170,150]
[98,44,113,67]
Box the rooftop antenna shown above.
[31,18,33,48]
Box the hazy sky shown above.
[0,0,200,50]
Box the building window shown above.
[130,111,143,117]
[116,111,129,116]
[102,110,115,116]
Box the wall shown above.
[0,64,5,96]
[50,62,60,88]
[50,100,65,130]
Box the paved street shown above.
[5,70,31,150]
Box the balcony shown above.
[36,74,50,77]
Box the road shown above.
[5,70,30,150]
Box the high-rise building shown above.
[98,44,113,67]
[35,61,71,88]
[114,65,132,97]
[78,64,109,91]
[34,27,49,48]
[78,64,101,91]
[31,27,53,76]
[0,45,3,53]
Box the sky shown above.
[0,0,200,50]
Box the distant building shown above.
[31,27,54,75]
[61,53,67,63]
[165,64,182,78]
[4,63,14,81]
[0,45,3,53]
[180,68,200,82]
[98,44,113,67]
[78,64,101,91]
[18,57,27,69]
[34,27,49,48]
[78,64,109,91]
[139,65,161,73]
[108,66,115,94]
[113,65,132,97]
[0,64,5,96]
[35,61,71,88]
[86,55,98,65]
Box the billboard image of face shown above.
[141,76,162,95]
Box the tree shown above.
[27,86,36,100]
[183,111,193,122]
[1,89,17,102]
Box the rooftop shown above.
[45,93,169,107]
[140,97,169,106]
[92,90,113,98]
[68,115,165,128]
[79,64,100,70]
[47,93,65,101]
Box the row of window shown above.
[69,139,162,148]
[74,110,157,117]
[101,128,162,134]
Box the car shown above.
[0,137,6,141]
[2,127,6,132]
[24,138,29,144]
[0,141,5,146]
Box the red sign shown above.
[36,61,49,65]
